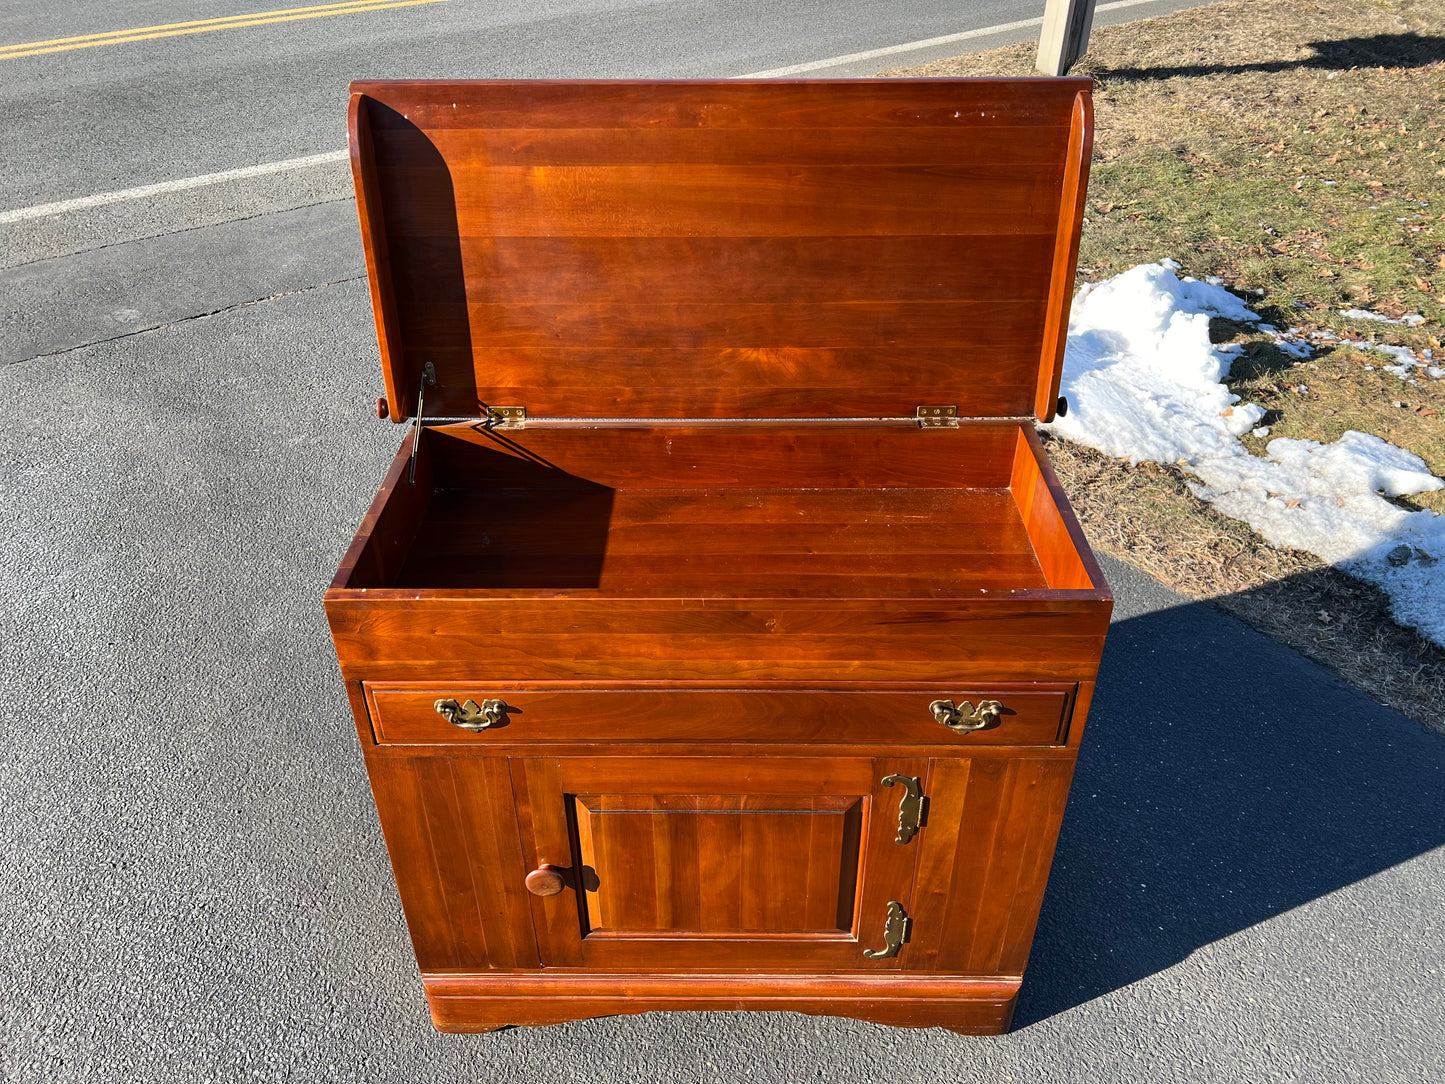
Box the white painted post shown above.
[1036,0,1097,76]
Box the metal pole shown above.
[1036,0,1097,76]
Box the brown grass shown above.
[1045,434,1445,729]
[888,0,1445,731]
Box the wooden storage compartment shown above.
[325,77,1112,1036]
[366,747,1082,1033]
[342,423,1093,598]
[329,420,1106,687]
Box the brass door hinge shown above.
[880,774,925,844]
[484,405,526,429]
[915,405,959,428]
[863,901,911,959]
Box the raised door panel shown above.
[512,756,926,970]
[574,794,862,936]
[366,755,539,971]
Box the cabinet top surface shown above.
[349,78,1094,424]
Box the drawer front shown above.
[364,682,1074,746]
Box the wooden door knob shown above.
[525,866,566,897]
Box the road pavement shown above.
[2,2,1442,1081]
[2,0,1205,266]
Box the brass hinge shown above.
[484,405,527,429]
[863,901,912,959]
[915,405,959,429]
[881,774,925,844]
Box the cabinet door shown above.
[512,756,927,970]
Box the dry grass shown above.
[1045,434,1445,728]
[888,0,1445,731]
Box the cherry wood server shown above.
[325,78,1112,1034]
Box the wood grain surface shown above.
[365,755,539,972]
[333,423,1113,603]
[421,971,1021,1034]
[330,78,1110,1036]
[347,79,1093,422]
[906,757,1076,974]
[512,755,927,970]
[365,683,1074,747]
[573,793,862,935]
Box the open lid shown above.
[349,78,1093,424]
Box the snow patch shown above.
[1299,328,1437,383]
[1340,308,1428,327]
[1361,341,1438,381]
[1308,335,1442,381]
[1047,261,1445,646]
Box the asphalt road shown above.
[0,0,1075,208]
[1,0,1205,225]
[2,2,1443,1081]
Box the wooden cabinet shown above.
[326,78,1111,1034]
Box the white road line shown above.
[1,0,1173,226]
[738,17,1047,78]
[0,149,347,225]
[738,0,1171,78]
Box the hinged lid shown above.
[349,78,1093,425]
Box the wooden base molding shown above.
[422,972,1021,1035]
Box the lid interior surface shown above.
[349,79,1093,423]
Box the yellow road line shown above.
[1,0,398,49]
[0,0,450,59]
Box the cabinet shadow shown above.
[393,432,616,590]
[1017,575,1445,1024]
[364,99,478,415]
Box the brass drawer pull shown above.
[434,697,510,732]
[929,698,1003,734]
[880,774,924,844]
[863,901,911,959]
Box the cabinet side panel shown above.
[996,759,1077,974]
[367,755,539,971]
[367,757,462,968]
[1010,428,1093,590]
[450,758,543,968]
[410,758,493,967]
[905,757,1075,975]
